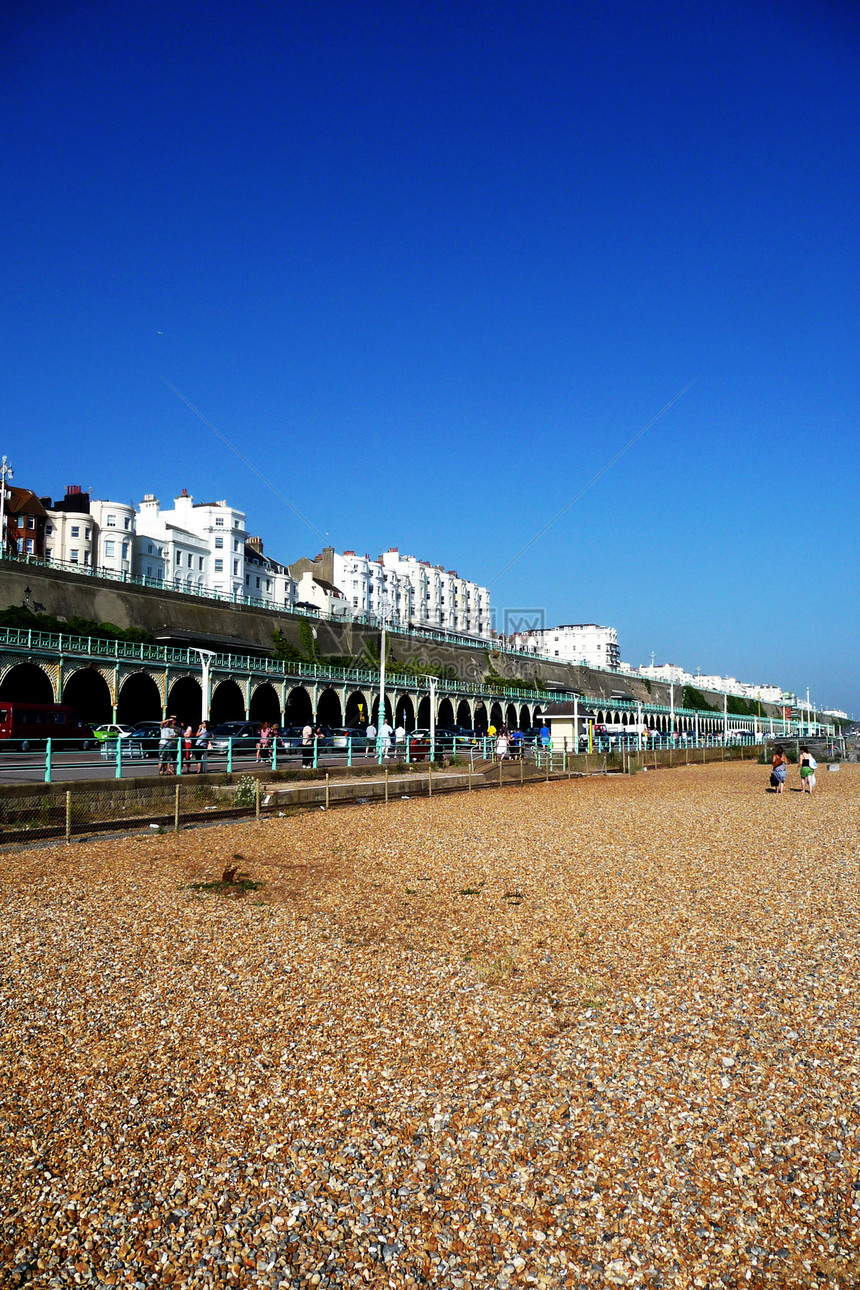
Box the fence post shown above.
[347,737,352,768]
[313,737,318,770]
[228,738,233,775]
[385,766,389,804]
[255,777,261,820]
[326,772,330,809]
[520,754,524,785]
[44,739,52,784]
[174,784,180,831]
[176,736,183,776]
[499,760,503,790]
[115,735,123,780]
[65,789,72,841]
[468,759,473,791]
[272,737,278,771]
[428,760,432,797]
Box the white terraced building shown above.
[511,624,620,670]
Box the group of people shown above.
[157,716,212,774]
[770,745,818,795]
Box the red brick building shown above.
[1,486,48,558]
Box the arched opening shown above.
[64,668,112,724]
[117,672,161,723]
[0,662,54,704]
[316,687,342,726]
[505,703,518,729]
[167,677,202,728]
[417,695,430,728]
[345,690,368,728]
[474,702,488,733]
[395,694,415,731]
[533,705,544,725]
[437,697,455,727]
[456,699,472,728]
[210,679,245,725]
[489,702,504,730]
[250,682,281,724]
[284,686,312,727]
[519,704,531,730]
[371,695,393,725]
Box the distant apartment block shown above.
[511,624,620,670]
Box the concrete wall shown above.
[1,561,785,718]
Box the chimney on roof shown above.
[247,536,264,553]
[343,549,355,556]
[67,485,81,495]
[389,547,398,552]
[180,488,189,497]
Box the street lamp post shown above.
[193,648,216,721]
[0,455,13,556]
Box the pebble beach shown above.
[2,760,858,1288]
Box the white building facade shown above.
[512,624,620,670]
[136,491,247,600]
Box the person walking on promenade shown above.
[364,722,376,759]
[193,720,211,773]
[301,722,313,767]
[256,722,271,762]
[798,746,818,795]
[182,723,194,773]
[770,744,789,794]
[496,730,509,760]
[380,718,393,759]
[158,716,178,775]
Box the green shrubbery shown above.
[0,605,154,644]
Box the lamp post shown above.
[377,595,392,750]
[193,648,216,721]
[0,455,13,556]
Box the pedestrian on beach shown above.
[798,745,817,795]
[770,744,788,794]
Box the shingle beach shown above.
[2,761,858,1287]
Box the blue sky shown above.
[4,0,859,712]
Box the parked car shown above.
[211,721,262,753]
[125,721,164,759]
[93,723,134,742]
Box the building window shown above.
[147,543,153,554]
[147,565,153,577]
[214,559,224,573]
[215,517,224,527]
[83,552,90,566]
[234,539,240,552]
[25,538,34,553]
[46,523,53,535]
[104,541,115,557]
[85,528,91,539]
[176,551,182,567]
[255,577,260,589]
[233,560,239,575]
[71,525,80,538]
[214,536,224,549]
[122,542,129,559]
[27,515,35,529]
[106,514,116,527]
[70,549,79,563]
[198,557,204,570]
[124,517,131,530]
[45,548,52,560]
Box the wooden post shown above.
[520,754,524,786]
[65,789,72,842]
[428,760,432,797]
[326,771,330,809]
[384,766,389,804]
[174,783,180,832]
[256,777,261,820]
[468,759,473,792]
[499,759,503,790]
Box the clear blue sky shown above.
[4,0,859,712]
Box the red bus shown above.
[0,703,95,751]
